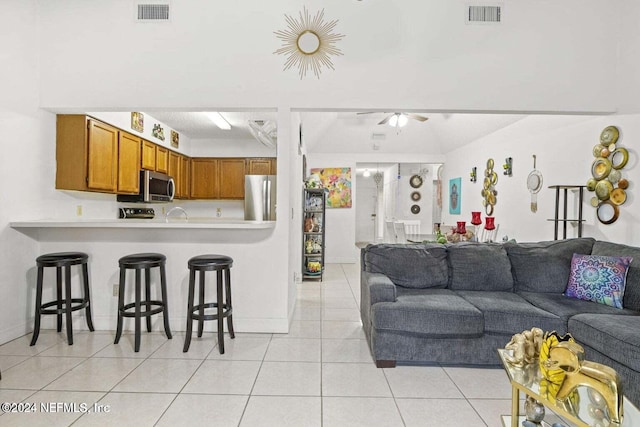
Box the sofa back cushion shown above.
[362,244,449,289]
[591,241,640,312]
[447,242,514,291]
[505,238,595,293]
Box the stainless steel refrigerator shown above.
[244,175,277,220]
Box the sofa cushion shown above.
[568,314,640,372]
[372,288,483,337]
[518,292,638,324]
[591,241,640,312]
[565,254,632,309]
[363,243,448,289]
[447,242,514,291]
[505,238,595,293]
[455,291,564,334]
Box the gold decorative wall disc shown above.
[611,148,629,169]
[274,7,345,79]
[600,126,619,145]
[591,158,611,180]
[610,188,627,205]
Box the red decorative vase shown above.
[471,211,482,226]
[456,221,467,234]
[485,216,496,231]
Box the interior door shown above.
[356,178,378,244]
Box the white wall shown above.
[441,115,639,246]
[0,0,54,342]
[38,1,617,114]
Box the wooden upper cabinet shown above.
[141,140,157,170]
[56,115,121,193]
[86,119,119,192]
[156,146,169,173]
[117,131,141,194]
[180,156,191,199]
[219,158,246,199]
[168,151,181,197]
[247,158,277,175]
[190,158,219,199]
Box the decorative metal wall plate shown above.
[410,191,421,201]
[587,126,630,224]
[411,204,421,214]
[409,175,423,188]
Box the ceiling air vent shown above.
[136,3,170,22]
[466,5,501,24]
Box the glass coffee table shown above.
[498,348,640,427]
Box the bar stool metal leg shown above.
[198,270,205,338]
[217,269,224,354]
[82,263,95,332]
[159,263,172,339]
[56,267,63,333]
[225,267,235,339]
[114,267,126,345]
[145,267,152,333]
[183,268,196,352]
[64,265,74,345]
[134,268,142,353]
[30,267,44,346]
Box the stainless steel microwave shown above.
[117,170,175,203]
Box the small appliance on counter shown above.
[119,207,155,219]
[244,175,276,220]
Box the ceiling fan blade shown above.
[406,113,429,122]
[378,114,393,125]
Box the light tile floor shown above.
[0,263,516,426]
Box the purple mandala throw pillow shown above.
[565,253,632,309]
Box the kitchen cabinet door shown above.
[180,155,191,199]
[87,119,119,192]
[141,140,156,170]
[247,158,276,175]
[219,158,246,199]
[117,131,141,194]
[190,158,219,199]
[168,151,181,197]
[156,146,169,174]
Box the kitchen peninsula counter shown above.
[10,218,276,243]
[10,216,288,333]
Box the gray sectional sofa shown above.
[360,238,640,407]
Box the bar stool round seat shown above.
[114,253,172,352]
[31,252,94,346]
[184,255,234,353]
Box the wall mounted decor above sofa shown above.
[481,158,498,215]
[587,126,631,224]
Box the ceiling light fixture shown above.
[363,169,371,177]
[388,113,408,128]
[205,112,231,130]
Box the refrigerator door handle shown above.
[264,179,271,220]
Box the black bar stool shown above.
[31,252,94,346]
[183,255,235,353]
[114,253,172,352]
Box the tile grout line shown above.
[235,333,273,426]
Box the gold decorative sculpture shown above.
[274,7,345,79]
[503,327,543,366]
[544,340,623,425]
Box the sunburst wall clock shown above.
[274,7,345,79]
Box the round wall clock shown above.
[409,175,423,188]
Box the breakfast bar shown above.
[10,217,289,335]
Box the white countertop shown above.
[10,218,276,230]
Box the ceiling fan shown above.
[357,112,429,127]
